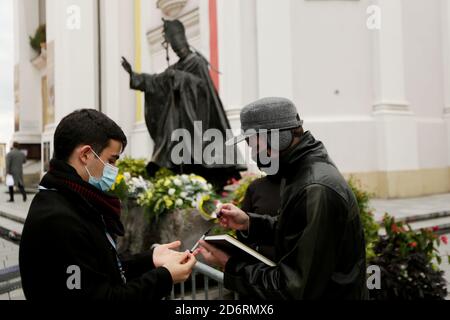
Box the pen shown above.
[190,228,212,253]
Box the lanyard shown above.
[103,220,127,285]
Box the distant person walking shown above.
[6,142,27,203]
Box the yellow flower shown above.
[116,174,124,184]
[164,179,171,187]
[111,174,124,191]
[163,196,174,208]
[192,175,207,183]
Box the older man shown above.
[199,97,368,300]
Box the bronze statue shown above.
[122,19,244,189]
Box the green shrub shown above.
[369,215,449,300]
[348,178,380,261]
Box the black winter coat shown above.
[19,161,173,301]
[239,176,282,260]
[224,132,368,300]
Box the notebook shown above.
[204,234,276,267]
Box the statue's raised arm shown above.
[121,56,133,75]
[121,56,158,92]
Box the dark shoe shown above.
[23,196,27,202]
[7,200,14,203]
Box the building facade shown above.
[12,0,450,198]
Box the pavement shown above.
[371,193,450,223]
[0,238,25,300]
[0,186,35,237]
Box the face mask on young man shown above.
[84,148,119,192]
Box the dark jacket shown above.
[239,176,282,260]
[6,148,27,186]
[224,132,368,300]
[19,161,173,301]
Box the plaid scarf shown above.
[40,159,125,236]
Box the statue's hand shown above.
[121,56,133,75]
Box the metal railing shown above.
[169,262,238,300]
[0,265,22,295]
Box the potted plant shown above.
[369,215,449,300]
[29,24,46,55]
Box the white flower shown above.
[200,181,210,191]
[168,188,176,196]
[173,178,182,187]
[180,192,188,198]
[124,172,131,181]
[175,199,183,207]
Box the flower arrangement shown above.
[109,157,215,222]
[137,174,214,222]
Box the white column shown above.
[12,0,42,145]
[255,0,294,100]
[372,0,419,173]
[47,0,99,124]
[215,0,259,171]
[99,0,121,124]
[100,0,139,156]
[217,0,243,113]
[217,0,258,130]
[129,0,152,159]
[442,0,450,167]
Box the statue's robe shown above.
[130,52,244,188]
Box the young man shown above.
[5,142,27,203]
[199,98,368,300]
[19,109,197,301]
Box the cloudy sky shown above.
[0,0,14,149]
